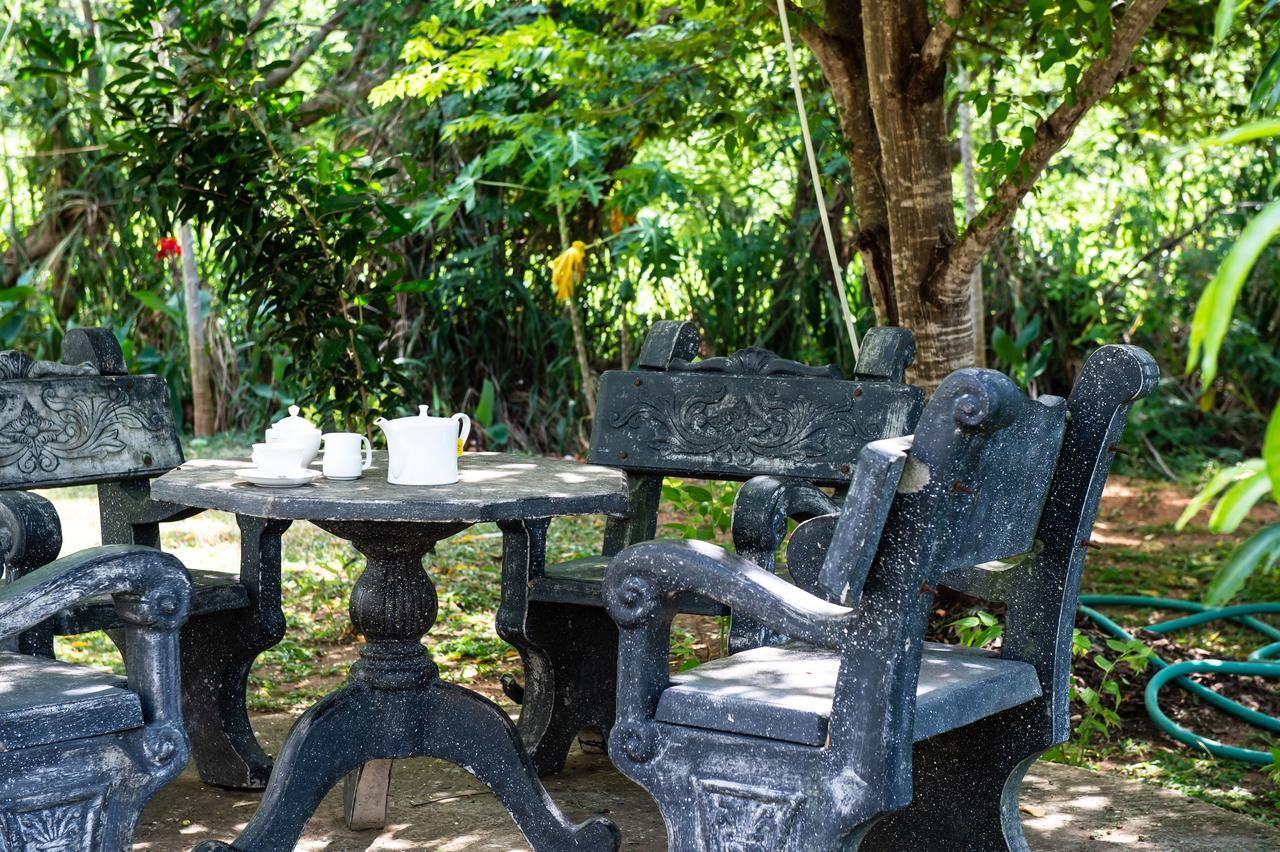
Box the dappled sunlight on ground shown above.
[30,474,1280,836]
[129,715,1280,850]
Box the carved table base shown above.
[193,520,619,852]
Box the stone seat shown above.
[0,651,143,750]
[654,642,1042,747]
[54,568,248,635]
[532,557,727,616]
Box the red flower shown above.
[155,237,181,261]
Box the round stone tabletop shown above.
[151,452,629,524]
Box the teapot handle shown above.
[453,413,471,455]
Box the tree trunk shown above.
[860,0,970,389]
[794,0,1166,390]
[799,2,895,323]
[179,222,215,436]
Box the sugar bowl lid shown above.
[270,405,320,435]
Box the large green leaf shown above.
[1266,404,1280,502]
[1188,199,1280,388]
[475,378,497,428]
[1204,522,1280,606]
[1215,0,1255,43]
[1196,119,1280,149]
[1176,459,1267,529]
[1208,469,1274,533]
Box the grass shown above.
[36,452,1280,830]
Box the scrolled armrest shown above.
[731,476,839,575]
[0,544,191,638]
[604,539,854,648]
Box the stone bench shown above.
[602,345,1158,850]
[497,320,925,775]
[4,329,288,791]
[0,334,195,849]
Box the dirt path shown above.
[133,714,1280,851]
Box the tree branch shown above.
[932,0,1168,300]
[248,0,279,34]
[337,26,375,85]
[910,0,965,97]
[293,62,395,127]
[262,6,351,90]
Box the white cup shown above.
[322,432,373,480]
[251,442,309,476]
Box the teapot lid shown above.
[271,405,320,434]
[416,405,430,417]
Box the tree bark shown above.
[798,2,894,322]
[861,0,968,388]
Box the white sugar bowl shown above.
[265,404,322,465]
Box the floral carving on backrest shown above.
[0,384,170,477]
[694,777,804,852]
[609,383,885,469]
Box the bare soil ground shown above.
[132,713,1280,851]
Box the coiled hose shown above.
[1076,595,1280,765]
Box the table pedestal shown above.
[194,520,619,852]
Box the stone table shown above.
[155,452,627,852]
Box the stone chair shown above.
[0,344,195,850]
[602,345,1157,850]
[497,320,925,776]
[6,328,289,791]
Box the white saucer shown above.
[235,468,322,488]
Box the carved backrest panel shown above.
[588,324,925,487]
[0,330,182,490]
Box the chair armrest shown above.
[0,544,191,638]
[731,477,839,575]
[0,544,192,764]
[605,539,855,644]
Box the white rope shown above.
[776,0,859,360]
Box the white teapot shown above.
[265,404,322,465]
[374,405,471,486]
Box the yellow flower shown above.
[551,240,587,302]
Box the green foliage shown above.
[662,480,737,543]
[95,0,411,424]
[1203,522,1280,605]
[0,0,1276,474]
[1048,630,1154,764]
[945,609,1003,649]
[990,302,1052,391]
[473,378,509,447]
[1188,198,1280,389]
[1179,4,1280,602]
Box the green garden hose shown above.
[1076,595,1280,765]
